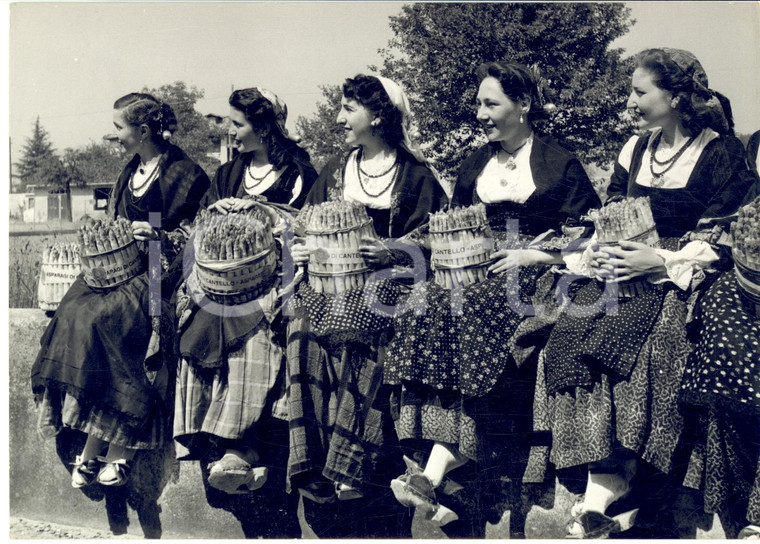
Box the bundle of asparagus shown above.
[78,217,144,288]
[194,207,275,262]
[587,197,659,246]
[193,207,277,304]
[429,203,494,289]
[300,200,377,295]
[733,197,760,268]
[37,242,81,310]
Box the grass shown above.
[9,232,78,308]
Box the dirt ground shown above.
[9,517,139,540]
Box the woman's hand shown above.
[207,197,252,214]
[360,237,392,268]
[487,248,556,275]
[131,221,158,241]
[289,238,310,267]
[593,240,666,283]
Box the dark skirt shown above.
[546,288,692,473]
[386,265,558,480]
[32,273,168,449]
[680,270,760,524]
[285,280,403,492]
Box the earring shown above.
[519,113,525,124]
[671,97,680,108]
[371,119,380,127]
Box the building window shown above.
[93,188,110,210]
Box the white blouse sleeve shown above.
[649,240,719,290]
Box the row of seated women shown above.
[31,46,760,539]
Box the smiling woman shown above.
[283,74,445,536]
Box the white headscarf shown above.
[375,76,428,165]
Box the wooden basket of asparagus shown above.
[587,196,659,247]
[299,201,377,295]
[193,207,277,305]
[429,204,495,289]
[78,218,144,288]
[732,197,760,316]
[37,242,81,311]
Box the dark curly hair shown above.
[635,49,733,135]
[476,61,547,125]
[342,74,404,148]
[113,92,178,148]
[229,88,311,170]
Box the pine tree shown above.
[14,117,59,191]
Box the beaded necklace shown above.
[649,131,696,188]
[356,148,399,198]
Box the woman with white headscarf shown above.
[285,74,446,523]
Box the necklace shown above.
[356,149,398,197]
[245,162,275,190]
[130,156,161,193]
[499,137,530,174]
[649,131,696,188]
[498,136,531,186]
[357,148,398,178]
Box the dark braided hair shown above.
[229,88,311,170]
[342,74,404,148]
[113,92,177,147]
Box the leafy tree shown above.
[14,117,58,191]
[295,84,347,171]
[144,81,226,177]
[62,142,125,188]
[377,3,635,179]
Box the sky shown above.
[5,1,760,168]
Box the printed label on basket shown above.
[431,239,494,260]
[196,255,274,290]
[85,253,142,277]
[310,247,365,266]
[40,264,80,283]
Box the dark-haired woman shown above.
[172,88,317,497]
[286,74,446,522]
[31,93,210,489]
[385,61,601,525]
[542,48,757,538]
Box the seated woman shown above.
[31,93,210,490]
[543,48,757,539]
[679,121,760,537]
[286,74,446,516]
[384,61,600,526]
[173,87,317,495]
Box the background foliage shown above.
[297,3,636,183]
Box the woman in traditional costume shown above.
[286,73,445,528]
[173,88,317,496]
[31,93,210,489]
[543,48,756,539]
[385,61,600,526]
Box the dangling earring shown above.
[519,113,525,124]
[671,97,680,109]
